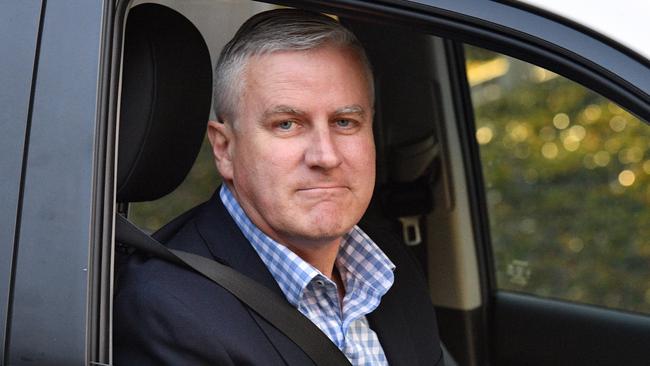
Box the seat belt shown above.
[115,214,352,366]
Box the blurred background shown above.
[466,45,650,315]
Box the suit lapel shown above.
[368,274,420,366]
[193,191,282,293]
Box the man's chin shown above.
[282,222,352,246]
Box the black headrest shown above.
[117,4,212,203]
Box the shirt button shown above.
[315,279,325,287]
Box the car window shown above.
[465,45,650,314]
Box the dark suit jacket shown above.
[114,192,443,365]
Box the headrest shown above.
[117,4,212,202]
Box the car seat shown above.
[115,3,212,270]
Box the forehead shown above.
[247,45,366,79]
[241,46,373,108]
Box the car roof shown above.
[519,0,650,60]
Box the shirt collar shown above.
[219,184,395,308]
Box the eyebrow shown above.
[263,105,306,119]
[262,104,367,119]
[334,104,366,117]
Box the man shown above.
[115,9,443,365]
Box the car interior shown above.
[115,1,481,364]
[112,1,650,365]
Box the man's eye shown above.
[335,119,352,128]
[278,121,294,130]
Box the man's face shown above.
[211,45,375,250]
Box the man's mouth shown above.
[299,185,346,190]
[296,186,349,194]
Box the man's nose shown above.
[304,126,342,170]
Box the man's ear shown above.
[207,119,234,180]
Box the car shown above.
[1,0,648,365]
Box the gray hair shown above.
[213,8,374,122]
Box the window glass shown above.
[466,45,650,314]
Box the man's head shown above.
[213,9,374,123]
[208,9,376,251]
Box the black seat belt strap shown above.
[115,214,351,366]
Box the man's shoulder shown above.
[115,196,230,291]
[114,254,290,365]
[115,212,229,307]
[115,198,232,312]
[113,203,296,365]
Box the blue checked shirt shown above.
[220,185,395,366]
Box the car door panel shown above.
[5,1,107,365]
[0,1,43,362]
[495,292,650,366]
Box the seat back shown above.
[345,20,443,246]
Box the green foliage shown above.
[468,46,650,314]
